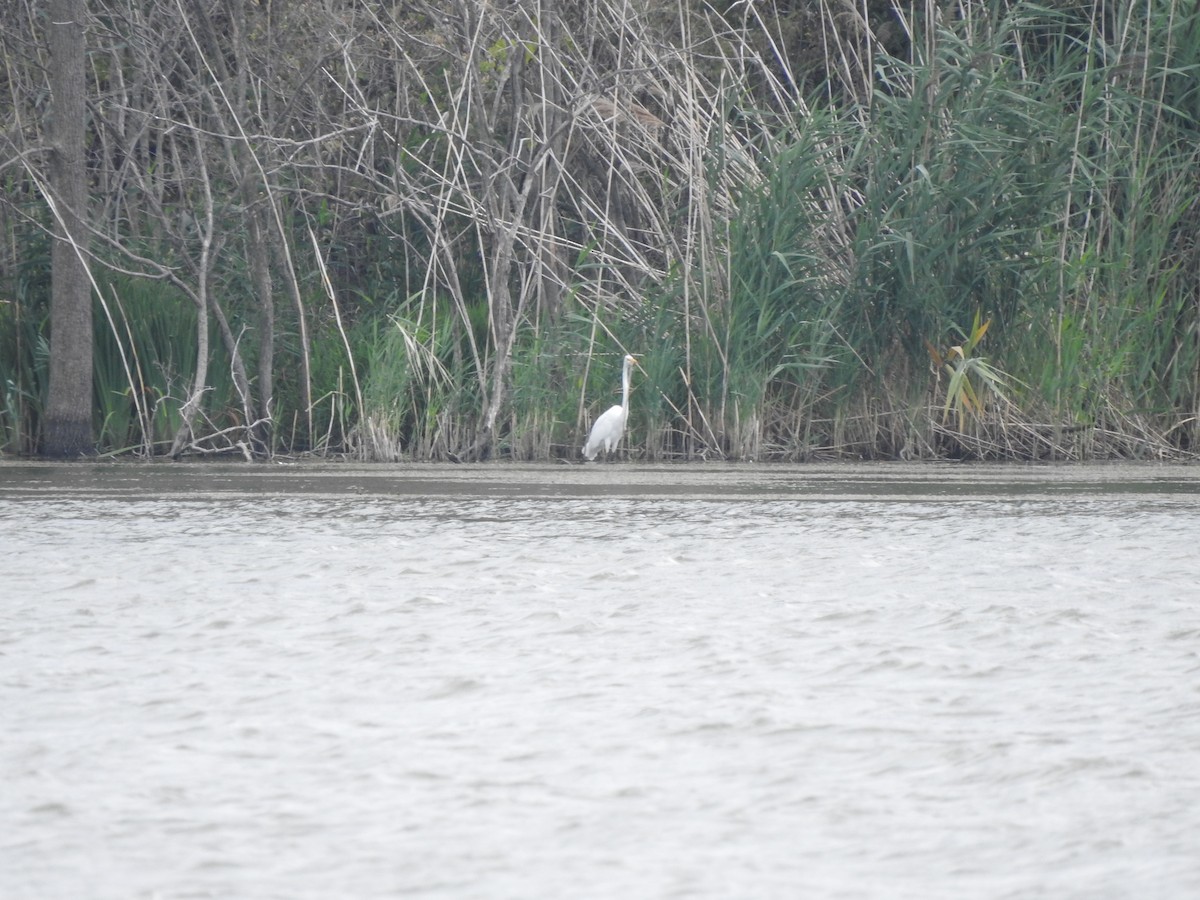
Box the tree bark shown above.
[42,0,93,458]
[248,205,275,450]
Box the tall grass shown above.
[4,0,1197,461]
[637,0,1200,461]
[0,215,50,456]
[91,277,243,455]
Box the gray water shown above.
[2,462,1199,899]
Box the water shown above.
[2,462,1199,899]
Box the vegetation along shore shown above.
[2,1,1198,462]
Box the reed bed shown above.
[2,0,1197,460]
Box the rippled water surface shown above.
[2,462,1199,899]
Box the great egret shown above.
[583,354,637,461]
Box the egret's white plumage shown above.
[583,354,636,461]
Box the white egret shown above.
[583,354,637,461]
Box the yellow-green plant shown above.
[927,312,1016,431]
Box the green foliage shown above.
[355,294,470,460]
[92,278,210,454]
[0,304,47,456]
[678,0,1200,458]
[0,222,50,456]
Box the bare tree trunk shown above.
[187,0,272,455]
[42,0,93,458]
[248,205,275,449]
[169,266,211,459]
[169,128,218,459]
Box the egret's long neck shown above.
[620,360,632,411]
